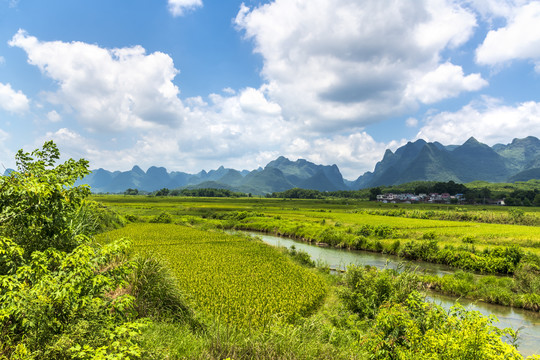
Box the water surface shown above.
[240,231,540,357]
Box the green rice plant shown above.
[129,255,196,325]
[98,224,327,329]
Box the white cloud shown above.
[476,1,540,71]
[416,97,540,145]
[9,30,186,132]
[235,0,482,132]
[0,82,29,113]
[301,133,404,178]
[238,87,281,115]
[168,0,203,17]
[467,0,517,20]
[0,56,5,64]
[406,117,419,127]
[406,62,487,104]
[47,110,61,122]
[0,128,8,141]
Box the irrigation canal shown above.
[239,231,540,357]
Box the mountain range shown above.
[5,136,538,195]
[354,136,540,189]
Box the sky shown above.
[1,0,540,180]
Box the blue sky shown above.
[1,0,540,179]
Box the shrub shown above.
[373,225,394,238]
[129,255,195,324]
[462,235,476,244]
[365,295,522,360]
[0,237,146,359]
[339,265,421,319]
[284,245,316,267]
[0,141,91,254]
[150,212,173,224]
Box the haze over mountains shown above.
[47,136,540,194]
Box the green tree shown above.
[369,187,382,201]
[0,141,91,254]
[124,188,139,195]
[0,141,149,359]
[155,188,170,196]
[534,194,540,207]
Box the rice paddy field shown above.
[94,195,540,255]
[96,223,327,328]
[92,195,540,358]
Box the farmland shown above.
[94,196,540,268]
[97,223,327,329]
[93,196,540,310]
[89,195,540,358]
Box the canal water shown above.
[241,231,540,357]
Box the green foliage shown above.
[178,188,246,197]
[0,142,166,359]
[268,188,370,199]
[283,245,316,267]
[0,141,91,254]
[363,206,540,226]
[365,294,522,360]
[124,188,139,195]
[129,255,196,324]
[0,237,146,359]
[513,257,540,296]
[149,211,173,224]
[339,265,421,319]
[154,188,170,197]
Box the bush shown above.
[0,237,146,359]
[0,141,91,254]
[0,142,163,359]
[365,294,522,360]
[339,265,421,319]
[129,255,195,324]
[373,225,394,238]
[150,212,173,224]
[284,245,316,267]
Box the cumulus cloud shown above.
[238,87,281,115]
[476,1,540,71]
[468,0,518,20]
[406,62,487,104]
[47,110,61,122]
[235,0,482,132]
[0,82,29,113]
[416,97,540,145]
[9,30,186,132]
[0,128,8,142]
[406,117,419,127]
[168,0,203,17]
[299,133,404,178]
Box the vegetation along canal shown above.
[242,231,540,357]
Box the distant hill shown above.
[352,136,540,189]
[73,136,540,194]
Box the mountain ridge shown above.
[69,136,540,194]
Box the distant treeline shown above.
[122,180,540,205]
[267,181,470,200]
[267,181,540,206]
[178,188,247,197]
[125,187,247,197]
[266,188,368,199]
